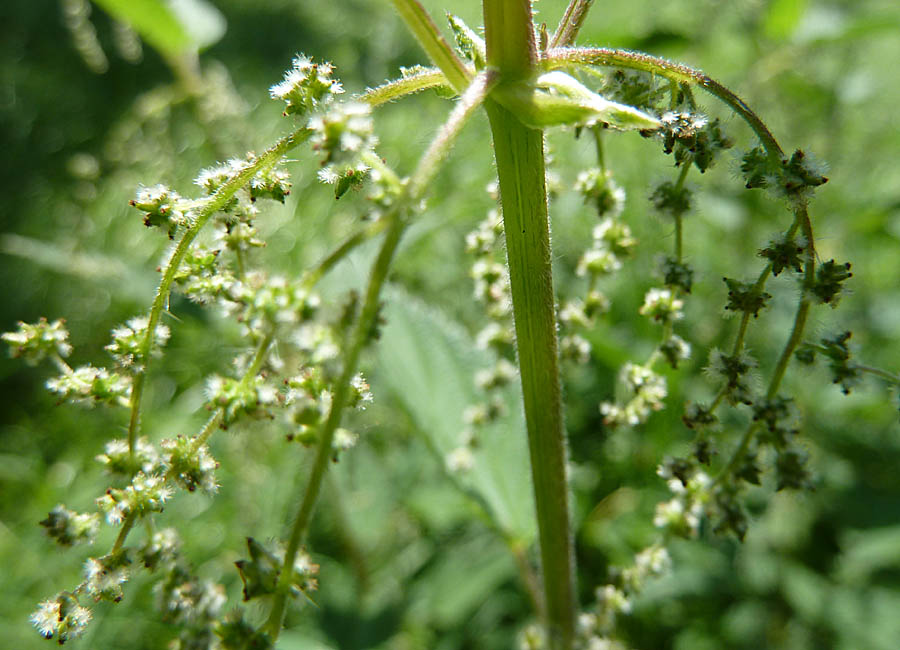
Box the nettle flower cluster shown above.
[450,184,516,472]
[515,64,879,647]
[7,53,394,646]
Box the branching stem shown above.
[126,128,311,461]
[264,72,491,641]
[550,0,595,49]
[388,0,471,93]
[545,47,784,159]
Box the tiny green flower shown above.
[83,554,130,602]
[206,374,277,426]
[660,334,691,369]
[758,234,805,276]
[650,180,692,217]
[46,365,131,407]
[2,317,72,365]
[706,349,757,405]
[575,168,626,218]
[39,505,100,547]
[140,527,180,571]
[161,436,220,493]
[270,54,343,117]
[723,277,772,318]
[96,472,172,525]
[105,316,170,370]
[31,593,92,643]
[639,287,684,323]
[808,259,852,306]
[593,218,636,259]
[130,184,189,238]
[661,257,694,294]
[96,436,161,476]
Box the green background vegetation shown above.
[1,0,899,648]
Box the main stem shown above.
[483,2,576,647]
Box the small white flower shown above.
[446,446,475,473]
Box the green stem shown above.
[126,128,311,460]
[549,0,595,49]
[485,99,575,650]
[591,125,606,172]
[672,163,690,262]
[189,329,274,454]
[360,67,449,106]
[764,204,815,400]
[264,71,491,640]
[856,365,900,384]
[110,513,136,554]
[300,220,388,291]
[389,0,471,93]
[408,70,496,197]
[715,203,815,484]
[189,410,223,453]
[484,0,537,80]
[484,4,576,647]
[264,211,405,640]
[544,47,784,159]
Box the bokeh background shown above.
[2,0,899,648]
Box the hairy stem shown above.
[484,2,576,647]
[485,99,575,650]
[545,47,783,159]
[263,212,405,641]
[673,162,691,262]
[550,0,595,49]
[360,67,449,106]
[716,203,816,483]
[126,128,311,460]
[389,0,471,93]
[264,72,491,640]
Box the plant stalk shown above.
[484,1,576,647]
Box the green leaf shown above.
[492,71,660,131]
[92,0,190,56]
[167,0,227,51]
[764,0,809,40]
[374,289,536,544]
[92,0,225,57]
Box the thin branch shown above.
[544,47,784,159]
[389,0,471,93]
[549,0,595,49]
[359,67,450,106]
[264,72,493,641]
[125,128,311,459]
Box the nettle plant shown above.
[7,1,899,648]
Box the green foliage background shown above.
[1,0,899,648]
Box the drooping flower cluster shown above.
[601,362,668,428]
[453,187,518,472]
[46,364,132,407]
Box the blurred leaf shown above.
[764,0,809,40]
[836,525,900,585]
[92,0,225,57]
[375,289,536,544]
[167,0,227,51]
[408,533,515,627]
